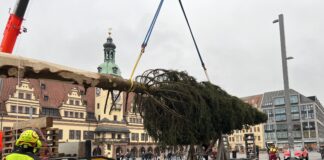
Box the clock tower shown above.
[95,30,124,122]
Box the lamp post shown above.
[273,14,294,150]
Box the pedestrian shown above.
[5,130,42,160]
[255,145,259,159]
[167,152,172,160]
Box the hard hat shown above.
[15,129,42,152]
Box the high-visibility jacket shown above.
[4,152,40,160]
[269,147,277,154]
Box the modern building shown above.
[0,33,157,158]
[229,89,324,152]
[262,89,324,150]
[228,94,265,151]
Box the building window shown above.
[275,114,287,122]
[18,106,23,113]
[276,124,288,131]
[303,122,315,130]
[44,95,49,101]
[32,108,36,114]
[83,131,94,140]
[112,133,115,139]
[75,101,80,106]
[293,131,302,138]
[58,130,63,140]
[69,100,74,105]
[64,111,68,117]
[107,144,111,150]
[41,83,46,89]
[258,136,261,141]
[257,127,260,132]
[141,133,145,141]
[292,113,300,120]
[3,127,11,131]
[303,130,316,138]
[275,108,286,114]
[80,113,84,118]
[75,112,79,118]
[145,134,148,141]
[114,115,117,121]
[97,103,100,109]
[293,124,301,130]
[276,131,288,139]
[18,92,24,99]
[131,133,139,141]
[69,130,81,140]
[290,95,299,104]
[117,134,121,139]
[273,97,285,106]
[98,115,101,121]
[69,130,75,139]
[112,67,118,74]
[11,105,16,113]
[291,105,299,113]
[26,94,31,100]
[265,124,274,131]
[70,112,73,117]
[25,107,30,114]
[76,130,81,140]
[41,108,60,117]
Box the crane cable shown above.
[128,0,165,92]
[178,0,210,82]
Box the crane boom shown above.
[0,0,30,54]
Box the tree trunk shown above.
[216,135,229,160]
[187,144,196,160]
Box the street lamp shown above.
[273,14,294,151]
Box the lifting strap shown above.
[128,0,165,92]
[178,0,210,82]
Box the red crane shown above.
[0,0,30,54]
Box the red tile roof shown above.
[0,78,95,113]
[241,94,263,108]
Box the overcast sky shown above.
[1,0,323,102]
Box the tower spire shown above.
[97,28,121,76]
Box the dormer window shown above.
[112,67,118,74]
[18,93,24,99]
[97,67,102,73]
[44,95,49,101]
[26,94,31,100]
[41,83,46,90]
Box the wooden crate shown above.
[2,117,59,158]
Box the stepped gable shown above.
[0,78,95,112]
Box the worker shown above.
[266,142,278,160]
[5,129,42,160]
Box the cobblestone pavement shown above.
[232,151,322,160]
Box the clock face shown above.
[96,88,101,96]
